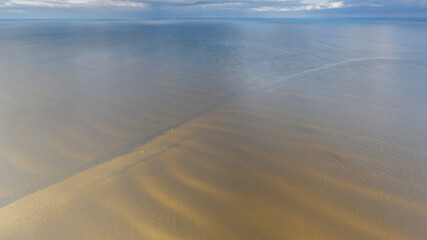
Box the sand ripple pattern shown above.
[1,21,427,240]
[1,61,427,239]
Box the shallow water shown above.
[0,19,427,239]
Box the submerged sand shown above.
[1,62,426,239]
[2,19,427,240]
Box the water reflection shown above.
[0,19,426,239]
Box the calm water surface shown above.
[0,19,426,239]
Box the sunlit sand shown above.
[1,20,427,240]
[1,65,426,239]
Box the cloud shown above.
[1,0,146,8]
[253,1,344,12]
[1,0,425,10]
[1,0,427,18]
[198,2,243,9]
[328,1,343,8]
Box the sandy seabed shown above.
[1,70,426,240]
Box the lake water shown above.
[0,19,426,239]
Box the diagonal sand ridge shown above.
[1,62,427,239]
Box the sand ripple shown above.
[1,73,426,239]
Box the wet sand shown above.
[1,58,427,239]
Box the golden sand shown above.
[1,81,426,239]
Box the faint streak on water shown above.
[0,20,427,239]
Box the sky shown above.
[0,0,426,19]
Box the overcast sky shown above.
[1,0,426,18]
